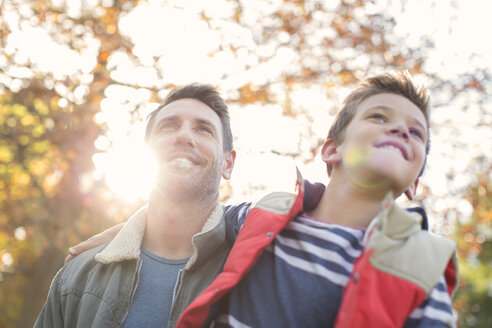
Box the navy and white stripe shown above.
[406,276,456,327]
[213,214,455,327]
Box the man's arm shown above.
[34,273,64,327]
[66,203,251,263]
[222,179,326,242]
[66,180,327,262]
[64,222,124,264]
[223,202,253,242]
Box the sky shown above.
[97,0,491,232]
[3,0,491,232]
[95,0,492,229]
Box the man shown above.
[35,84,237,327]
[65,72,459,327]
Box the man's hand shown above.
[64,223,125,264]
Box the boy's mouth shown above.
[374,141,408,160]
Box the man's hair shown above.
[327,71,431,175]
[144,83,233,152]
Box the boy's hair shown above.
[327,71,431,175]
[144,83,233,152]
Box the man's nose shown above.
[173,125,195,146]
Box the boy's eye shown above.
[410,128,424,140]
[369,113,386,122]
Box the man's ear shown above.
[321,138,341,165]
[404,178,419,200]
[222,150,236,180]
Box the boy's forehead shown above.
[354,93,428,128]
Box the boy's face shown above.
[324,93,428,198]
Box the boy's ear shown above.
[321,138,341,165]
[404,178,419,200]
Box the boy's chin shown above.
[346,165,407,195]
[370,156,415,182]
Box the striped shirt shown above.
[213,214,455,327]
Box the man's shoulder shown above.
[56,244,110,291]
[64,244,107,269]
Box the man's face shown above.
[147,98,235,201]
[329,93,428,196]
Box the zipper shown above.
[120,258,142,325]
[168,268,186,325]
[172,269,184,303]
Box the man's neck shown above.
[143,191,219,259]
[308,174,390,229]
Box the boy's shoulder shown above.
[367,198,458,294]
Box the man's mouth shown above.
[170,157,193,172]
[375,141,408,160]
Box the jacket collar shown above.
[363,192,423,245]
[95,204,225,267]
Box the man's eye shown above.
[197,126,213,135]
[159,123,177,131]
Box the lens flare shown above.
[345,146,367,168]
[171,158,192,172]
[344,146,391,191]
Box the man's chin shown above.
[156,164,197,177]
[152,181,196,199]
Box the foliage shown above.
[453,161,492,327]
[0,0,490,327]
[0,0,138,326]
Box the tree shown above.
[0,1,138,326]
[0,0,490,326]
[453,160,492,327]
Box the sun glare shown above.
[86,0,491,219]
[93,138,157,201]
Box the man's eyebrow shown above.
[157,115,178,123]
[153,115,178,129]
[366,105,427,131]
[156,116,218,133]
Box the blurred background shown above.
[0,0,491,326]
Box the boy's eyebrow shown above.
[366,105,427,132]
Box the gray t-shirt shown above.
[121,248,188,328]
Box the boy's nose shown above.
[388,125,409,141]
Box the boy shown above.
[67,72,458,327]
[177,71,458,327]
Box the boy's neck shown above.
[308,175,390,229]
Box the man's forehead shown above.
[156,98,221,124]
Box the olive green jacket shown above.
[35,205,230,328]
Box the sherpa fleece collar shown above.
[95,204,224,267]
